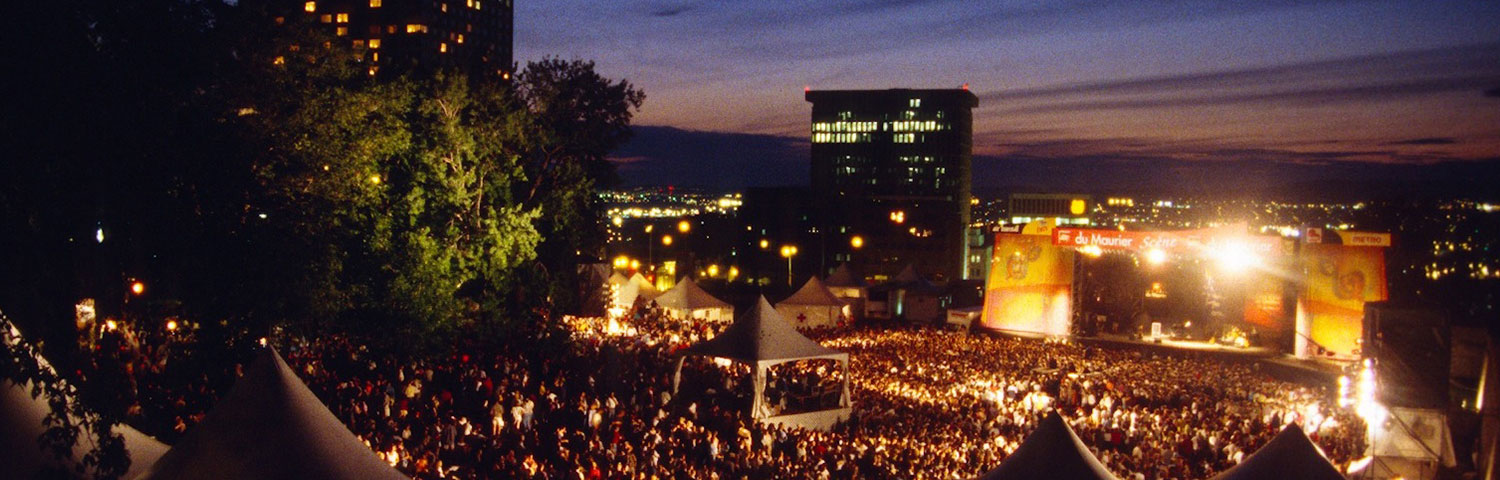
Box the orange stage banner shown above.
[981,234,1073,335]
[1296,243,1388,357]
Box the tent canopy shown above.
[628,272,662,301]
[824,263,867,288]
[139,347,406,480]
[680,296,843,364]
[1209,424,1345,480]
[607,272,629,287]
[979,412,1118,480]
[3,322,168,480]
[778,276,846,307]
[653,277,730,311]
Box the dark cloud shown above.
[610,126,807,190]
[982,43,1500,113]
[973,154,1500,200]
[1385,137,1458,146]
[649,3,695,17]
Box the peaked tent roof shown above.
[607,272,629,286]
[629,273,662,301]
[779,276,846,307]
[979,412,1118,480]
[824,263,867,288]
[875,264,940,293]
[1208,424,1345,480]
[893,264,924,284]
[3,380,171,480]
[679,296,844,364]
[3,321,169,479]
[138,348,406,480]
[653,277,730,311]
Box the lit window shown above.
[335,26,348,36]
[909,98,921,108]
[466,0,473,6]
[372,52,379,62]
[441,3,447,12]
[320,14,331,22]
[474,1,481,10]
[335,13,348,23]
[368,38,381,49]
[273,56,285,65]
[386,25,396,34]
[274,16,285,24]
[439,42,447,53]
[456,34,464,44]
[304,1,316,12]
[406,24,425,33]
[353,39,365,48]
[369,0,381,6]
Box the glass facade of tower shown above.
[805,89,978,282]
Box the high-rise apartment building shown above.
[267,0,513,78]
[805,88,978,282]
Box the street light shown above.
[661,234,673,246]
[850,235,864,249]
[646,224,656,269]
[677,220,691,233]
[780,245,798,286]
[1211,240,1259,274]
[1145,248,1167,266]
[130,281,146,296]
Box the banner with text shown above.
[981,234,1074,335]
[1052,227,1282,255]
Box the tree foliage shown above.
[3,1,642,475]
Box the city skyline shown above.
[517,1,1500,192]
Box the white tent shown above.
[775,276,847,329]
[2,380,170,480]
[1209,423,1345,480]
[978,412,1117,480]
[138,347,406,480]
[824,263,867,321]
[607,272,632,311]
[623,272,662,307]
[673,296,849,420]
[652,277,732,322]
[3,322,168,480]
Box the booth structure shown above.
[869,265,944,322]
[612,272,662,312]
[4,323,168,480]
[653,277,732,323]
[775,276,848,329]
[139,348,407,480]
[673,297,850,430]
[824,263,868,320]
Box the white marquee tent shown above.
[775,276,847,329]
[1209,423,1346,480]
[978,412,1118,480]
[652,277,732,322]
[3,321,168,480]
[138,347,407,480]
[673,296,849,419]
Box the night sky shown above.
[518,1,1500,194]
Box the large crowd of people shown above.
[78,300,1364,479]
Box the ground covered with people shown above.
[87,306,1363,479]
